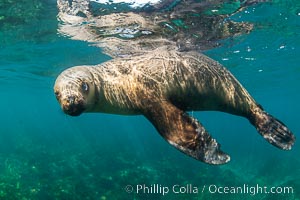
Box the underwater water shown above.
[0,0,300,199]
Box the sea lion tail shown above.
[251,108,295,150]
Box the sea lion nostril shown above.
[59,95,85,116]
[68,96,75,104]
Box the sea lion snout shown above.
[61,95,85,116]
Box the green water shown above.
[0,0,299,199]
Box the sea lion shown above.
[54,48,295,165]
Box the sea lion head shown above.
[54,66,97,116]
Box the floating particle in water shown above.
[244,57,255,61]
[278,45,286,50]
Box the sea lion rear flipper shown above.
[251,109,296,150]
[143,100,230,165]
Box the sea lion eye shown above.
[54,91,60,99]
[81,82,89,93]
[54,91,59,96]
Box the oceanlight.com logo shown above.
[207,184,294,196]
[124,184,294,196]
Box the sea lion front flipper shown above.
[143,100,230,165]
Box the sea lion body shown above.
[55,49,253,115]
[54,48,295,164]
[104,50,250,115]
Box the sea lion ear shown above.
[142,100,230,165]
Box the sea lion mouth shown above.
[61,96,85,116]
[63,104,85,116]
